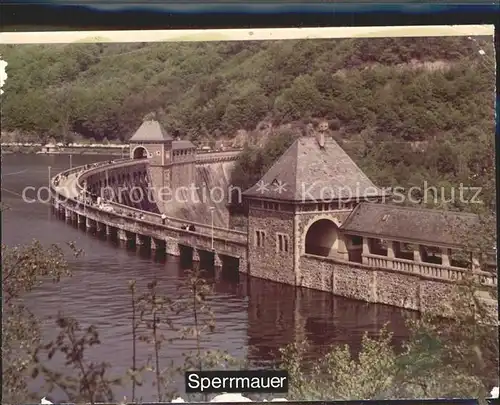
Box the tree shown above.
[280,328,398,400]
[32,315,122,404]
[64,132,75,146]
[0,37,494,142]
[281,282,497,400]
[173,268,242,402]
[2,240,76,403]
[221,83,269,133]
[273,75,324,123]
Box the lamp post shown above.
[209,206,215,251]
[48,165,52,218]
[105,169,109,201]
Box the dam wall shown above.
[159,160,236,228]
[79,159,159,213]
[71,159,247,244]
[52,164,248,274]
[78,153,240,229]
[53,160,496,319]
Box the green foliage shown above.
[280,328,397,400]
[2,239,497,403]
[2,241,73,302]
[0,37,493,144]
[274,75,324,122]
[281,279,498,400]
[397,275,498,399]
[137,280,172,402]
[172,268,244,402]
[121,268,242,403]
[32,316,122,404]
[127,280,141,403]
[1,241,77,404]
[2,241,242,404]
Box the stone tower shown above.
[129,118,197,210]
[129,118,174,191]
[170,139,197,191]
[242,135,386,286]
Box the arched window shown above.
[133,146,148,159]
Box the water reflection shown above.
[2,153,416,401]
[246,277,413,365]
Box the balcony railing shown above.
[363,253,497,286]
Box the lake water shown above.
[2,153,414,402]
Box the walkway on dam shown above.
[55,169,170,224]
[51,159,496,315]
[54,164,245,241]
[53,161,249,272]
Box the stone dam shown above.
[50,119,497,319]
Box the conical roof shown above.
[129,119,173,143]
[243,136,385,202]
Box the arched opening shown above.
[133,146,148,159]
[305,219,339,257]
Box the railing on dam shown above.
[53,158,248,247]
[74,157,247,243]
[96,200,248,244]
[55,194,247,256]
[53,158,131,184]
[303,253,497,287]
[195,152,241,164]
[300,254,497,317]
[76,151,240,181]
[76,158,147,181]
[51,150,240,187]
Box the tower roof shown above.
[173,140,196,150]
[242,136,385,202]
[341,202,479,247]
[129,119,173,143]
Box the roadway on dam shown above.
[2,153,415,402]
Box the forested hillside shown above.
[1,37,495,207]
[0,37,494,143]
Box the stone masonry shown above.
[247,207,296,285]
[242,132,497,317]
[54,122,496,318]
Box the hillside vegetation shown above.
[0,37,494,142]
[1,37,495,208]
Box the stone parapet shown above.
[51,155,497,319]
[300,254,498,318]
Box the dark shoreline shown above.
[1,146,125,157]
